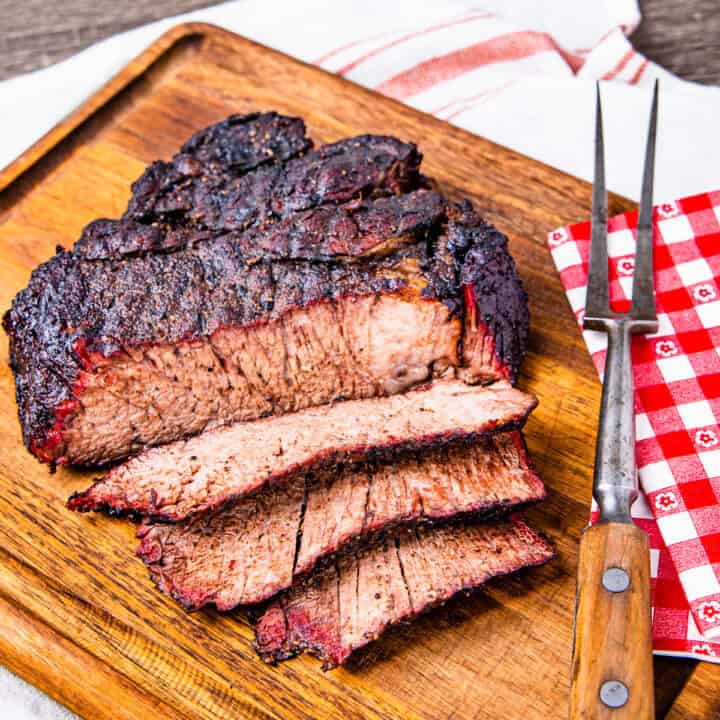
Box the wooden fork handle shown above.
[569,521,654,719]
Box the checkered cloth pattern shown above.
[549,190,720,661]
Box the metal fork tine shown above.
[585,83,609,321]
[631,80,659,322]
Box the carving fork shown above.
[569,81,659,719]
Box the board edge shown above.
[0,22,221,194]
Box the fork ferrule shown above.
[591,320,638,524]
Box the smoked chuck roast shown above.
[4,112,528,467]
[4,111,552,669]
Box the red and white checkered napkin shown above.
[548,191,720,661]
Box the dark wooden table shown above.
[0,0,719,83]
[0,0,720,84]
[0,2,718,719]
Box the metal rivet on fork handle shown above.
[602,567,630,593]
[600,680,629,709]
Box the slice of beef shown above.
[4,116,529,467]
[254,517,554,668]
[136,432,545,610]
[125,134,420,232]
[68,379,537,522]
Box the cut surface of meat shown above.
[4,113,530,467]
[253,518,554,668]
[136,432,545,610]
[69,379,537,522]
[56,286,460,466]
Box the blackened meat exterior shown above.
[179,112,312,169]
[124,112,313,229]
[77,189,444,260]
[125,134,421,233]
[3,113,529,466]
[451,202,530,383]
[253,518,554,668]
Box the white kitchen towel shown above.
[0,666,75,720]
[1,1,719,718]
[1,0,719,202]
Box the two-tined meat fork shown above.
[569,81,659,720]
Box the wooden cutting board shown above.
[0,23,707,720]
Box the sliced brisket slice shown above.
[136,432,545,610]
[69,379,537,522]
[254,517,553,668]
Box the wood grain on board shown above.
[0,23,716,720]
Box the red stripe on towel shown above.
[630,59,650,85]
[602,48,635,80]
[376,32,556,99]
[336,12,492,76]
